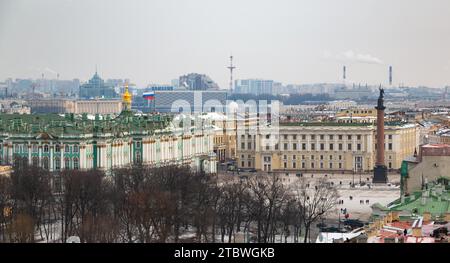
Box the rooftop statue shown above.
[379,87,385,99]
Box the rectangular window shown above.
[248,142,252,149]
[284,162,287,168]
[248,161,251,167]
[293,143,297,150]
[320,135,324,140]
[330,155,333,160]
[329,163,333,169]
[388,135,393,140]
[293,155,296,160]
[311,162,315,169]
[293,135,297,140]
[388,143,393,150]
[339,144,343,150]
[311,143,315,150]
[320,155,324,160]
[293,162,296,169]
[357,135,361,140]
[347,135,352,140]
[302,135,306,140]
[302,162,305,169]
[338,135,343,140]
[320,163,324,169]
[329,135,334,140]
[55,158,61,171]
[302,143,306,150]
[339,163,342,169]
[320,144,325,150]
[357,144,361,151]
[284,143,288,150]
[311,155,315,160]
[329,144,334,150]
[311,135,316,140]
[73,158,79,170]
[339,155,342,160]
[284,135,288,140]
[348,144,352,151]
[241,142,245,149]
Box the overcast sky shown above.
[1,0,450,88]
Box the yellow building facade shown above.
[237,122,419,174]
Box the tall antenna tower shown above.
[227,55,236,92]
[343,65,347,86]
[389,66,393,87]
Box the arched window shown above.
[64,158,70,169]
[55,144,61,153]
[32,157,39,167]
[65,145,70,153]
[136,152,141,164]
[54,157,61,171]
[73,157,79,170]
[42,157,49,170]
[44,144,49,153]
[73,145,79,153]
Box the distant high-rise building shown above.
[171,79,180,88]
[79,72,117,99]
[178,73,220,90]
[234,79,274,95]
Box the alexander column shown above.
[373,87,388,183]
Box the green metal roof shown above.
[389,186,450,216]
[0,112,172,139]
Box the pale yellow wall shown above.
[236,124,419,173]
[406,156,450,194]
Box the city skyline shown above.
[1,0,450,88]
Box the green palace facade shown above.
[0,112,217,174]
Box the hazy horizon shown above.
[1,0,450,88]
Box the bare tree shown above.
[291,178,339,243]
[9,157,52,242]
[245,174,289,243]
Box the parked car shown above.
[343,219,365,229]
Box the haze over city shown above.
[1,0,450,88]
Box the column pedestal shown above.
[373,165,388,183]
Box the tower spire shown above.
[227,55,236,92]
[122,82,132,112]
